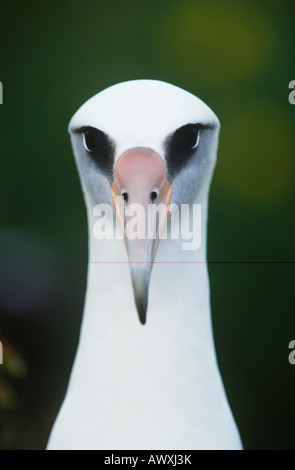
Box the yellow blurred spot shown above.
[216,102,295,204]
[158,1,279,85]
[0,380,18,410]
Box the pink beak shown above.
[111,147,172,324]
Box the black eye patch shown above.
[165,124,201,181]
[75,126,115,181]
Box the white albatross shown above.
[47,80,242,450]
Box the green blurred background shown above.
[0,0,294,449]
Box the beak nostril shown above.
[150,191,158,204]
[121,190,129,204]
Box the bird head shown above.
[69,80,220,324]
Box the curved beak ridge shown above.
[111,147,171,324]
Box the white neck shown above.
[47,191,242,450]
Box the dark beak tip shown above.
[130,264,151,326]
[137,304,147,325]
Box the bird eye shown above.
[83,127,100,152]
[181,124,200,149]
[165,123,202,181]
[77,126,115,181]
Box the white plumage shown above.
[47,80,242,450]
